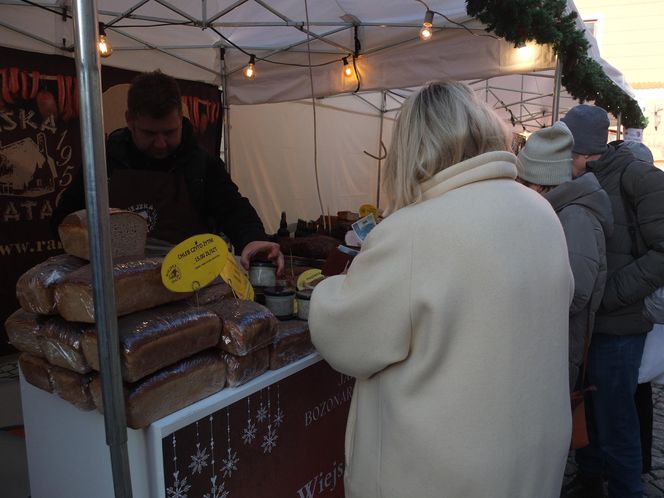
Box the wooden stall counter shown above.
[21,353,353,498]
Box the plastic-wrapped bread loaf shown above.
[221,348,269,387]
[37,317,91,374]
[5,308,45,356]
[16,254,87,315]
[50,366,96,411]
[206,299,278,356]
[18,353,53,393]
[58,208,148,261]
[90,350,226,429]
[54,257,188,323]
[186,279,233,307]
[81,303,221,382]
[270,320,315,370]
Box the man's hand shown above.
[240,241,285,276]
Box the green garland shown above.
[466,0,648,129]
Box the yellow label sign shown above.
[296,268,324,291]
[161,234,228,293]
[359,203,379,219]
[220,256,255,301]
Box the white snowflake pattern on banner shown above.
[272,407,284,428]
[221,447,239,478]
[261,424,278,454]
[188,443,209,475]
[166,470,191,498]
[242,419,257,445]
[203,475,229,498]
[256,402,268,423]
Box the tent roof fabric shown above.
[0,0,634,109]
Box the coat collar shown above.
[419,151,517,201]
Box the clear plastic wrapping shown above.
[186,279,233,307]
[269,320,315,370]
[90,350,226,429]
[206,299,278,356]
[37,316,91,374]
[82,302,221,382]
[18,353,53,393]
[50,365,96,411]
[221,348,269,387]
[54,257,189,323]
[5,308,45,356]
[16,254,86,315]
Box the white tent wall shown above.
[230,96,395,234]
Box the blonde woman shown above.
[309,82,574,498]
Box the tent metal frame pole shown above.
[376,90,386,209]
[72,1,133,497]
[551,54,563,125]
[222,50,232,173]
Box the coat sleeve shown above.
[204,157,267,252]
[602,162,664,311]
[308,219,413,379]
[561,208,603,315]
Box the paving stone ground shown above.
[561,384,664,497]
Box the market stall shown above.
[0,1,643,497]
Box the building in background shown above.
[574,0,664,166]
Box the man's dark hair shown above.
[127,70,182,118]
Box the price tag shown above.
[162,234,228,292]
[220,256,255,301]
[297,268,324,290]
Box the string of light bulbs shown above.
[414,0,498,42]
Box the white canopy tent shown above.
[0,1,635,231]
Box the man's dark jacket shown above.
[51,119,266,251]
[588,141,664,336]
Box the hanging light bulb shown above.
[244,54,256,79]
[419,10,434,41]
[342,57,354,77]
[98,23,112,58]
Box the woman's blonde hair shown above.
[383,81,510,213]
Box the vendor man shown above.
[52,70,283,273]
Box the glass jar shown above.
[296,289,312,320]
[249,261,277,287]
[263,286,295,318]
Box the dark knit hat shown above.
[517,121,573,186]
[561,104,610,154]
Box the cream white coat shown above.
[309,151,573,498]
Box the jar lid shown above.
[263,286,295,297]
[250,261,276,268]
[296,290,312,300]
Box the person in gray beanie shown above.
[517,122,613,395]
[561,104,664,498]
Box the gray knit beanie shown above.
[517,121,573,186]
[561,104,610,154]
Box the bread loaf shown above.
[90,350,226,429]
[50,366,96,411]
[37,316,91,374]
[5,308,45,356]
[222,348,269,387]
[54,257,188,323]
[82,303,221,382]
[18,353,53,393]
[16,254,87,315]
[270,320,315,370]
[206,299,278,356]
[186,279,233,307]
[58,208,148,261]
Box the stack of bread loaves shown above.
[6,209,315,428]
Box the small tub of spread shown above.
[296,289,312,320]
[249,261,277,287]
[263,286,295,318]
